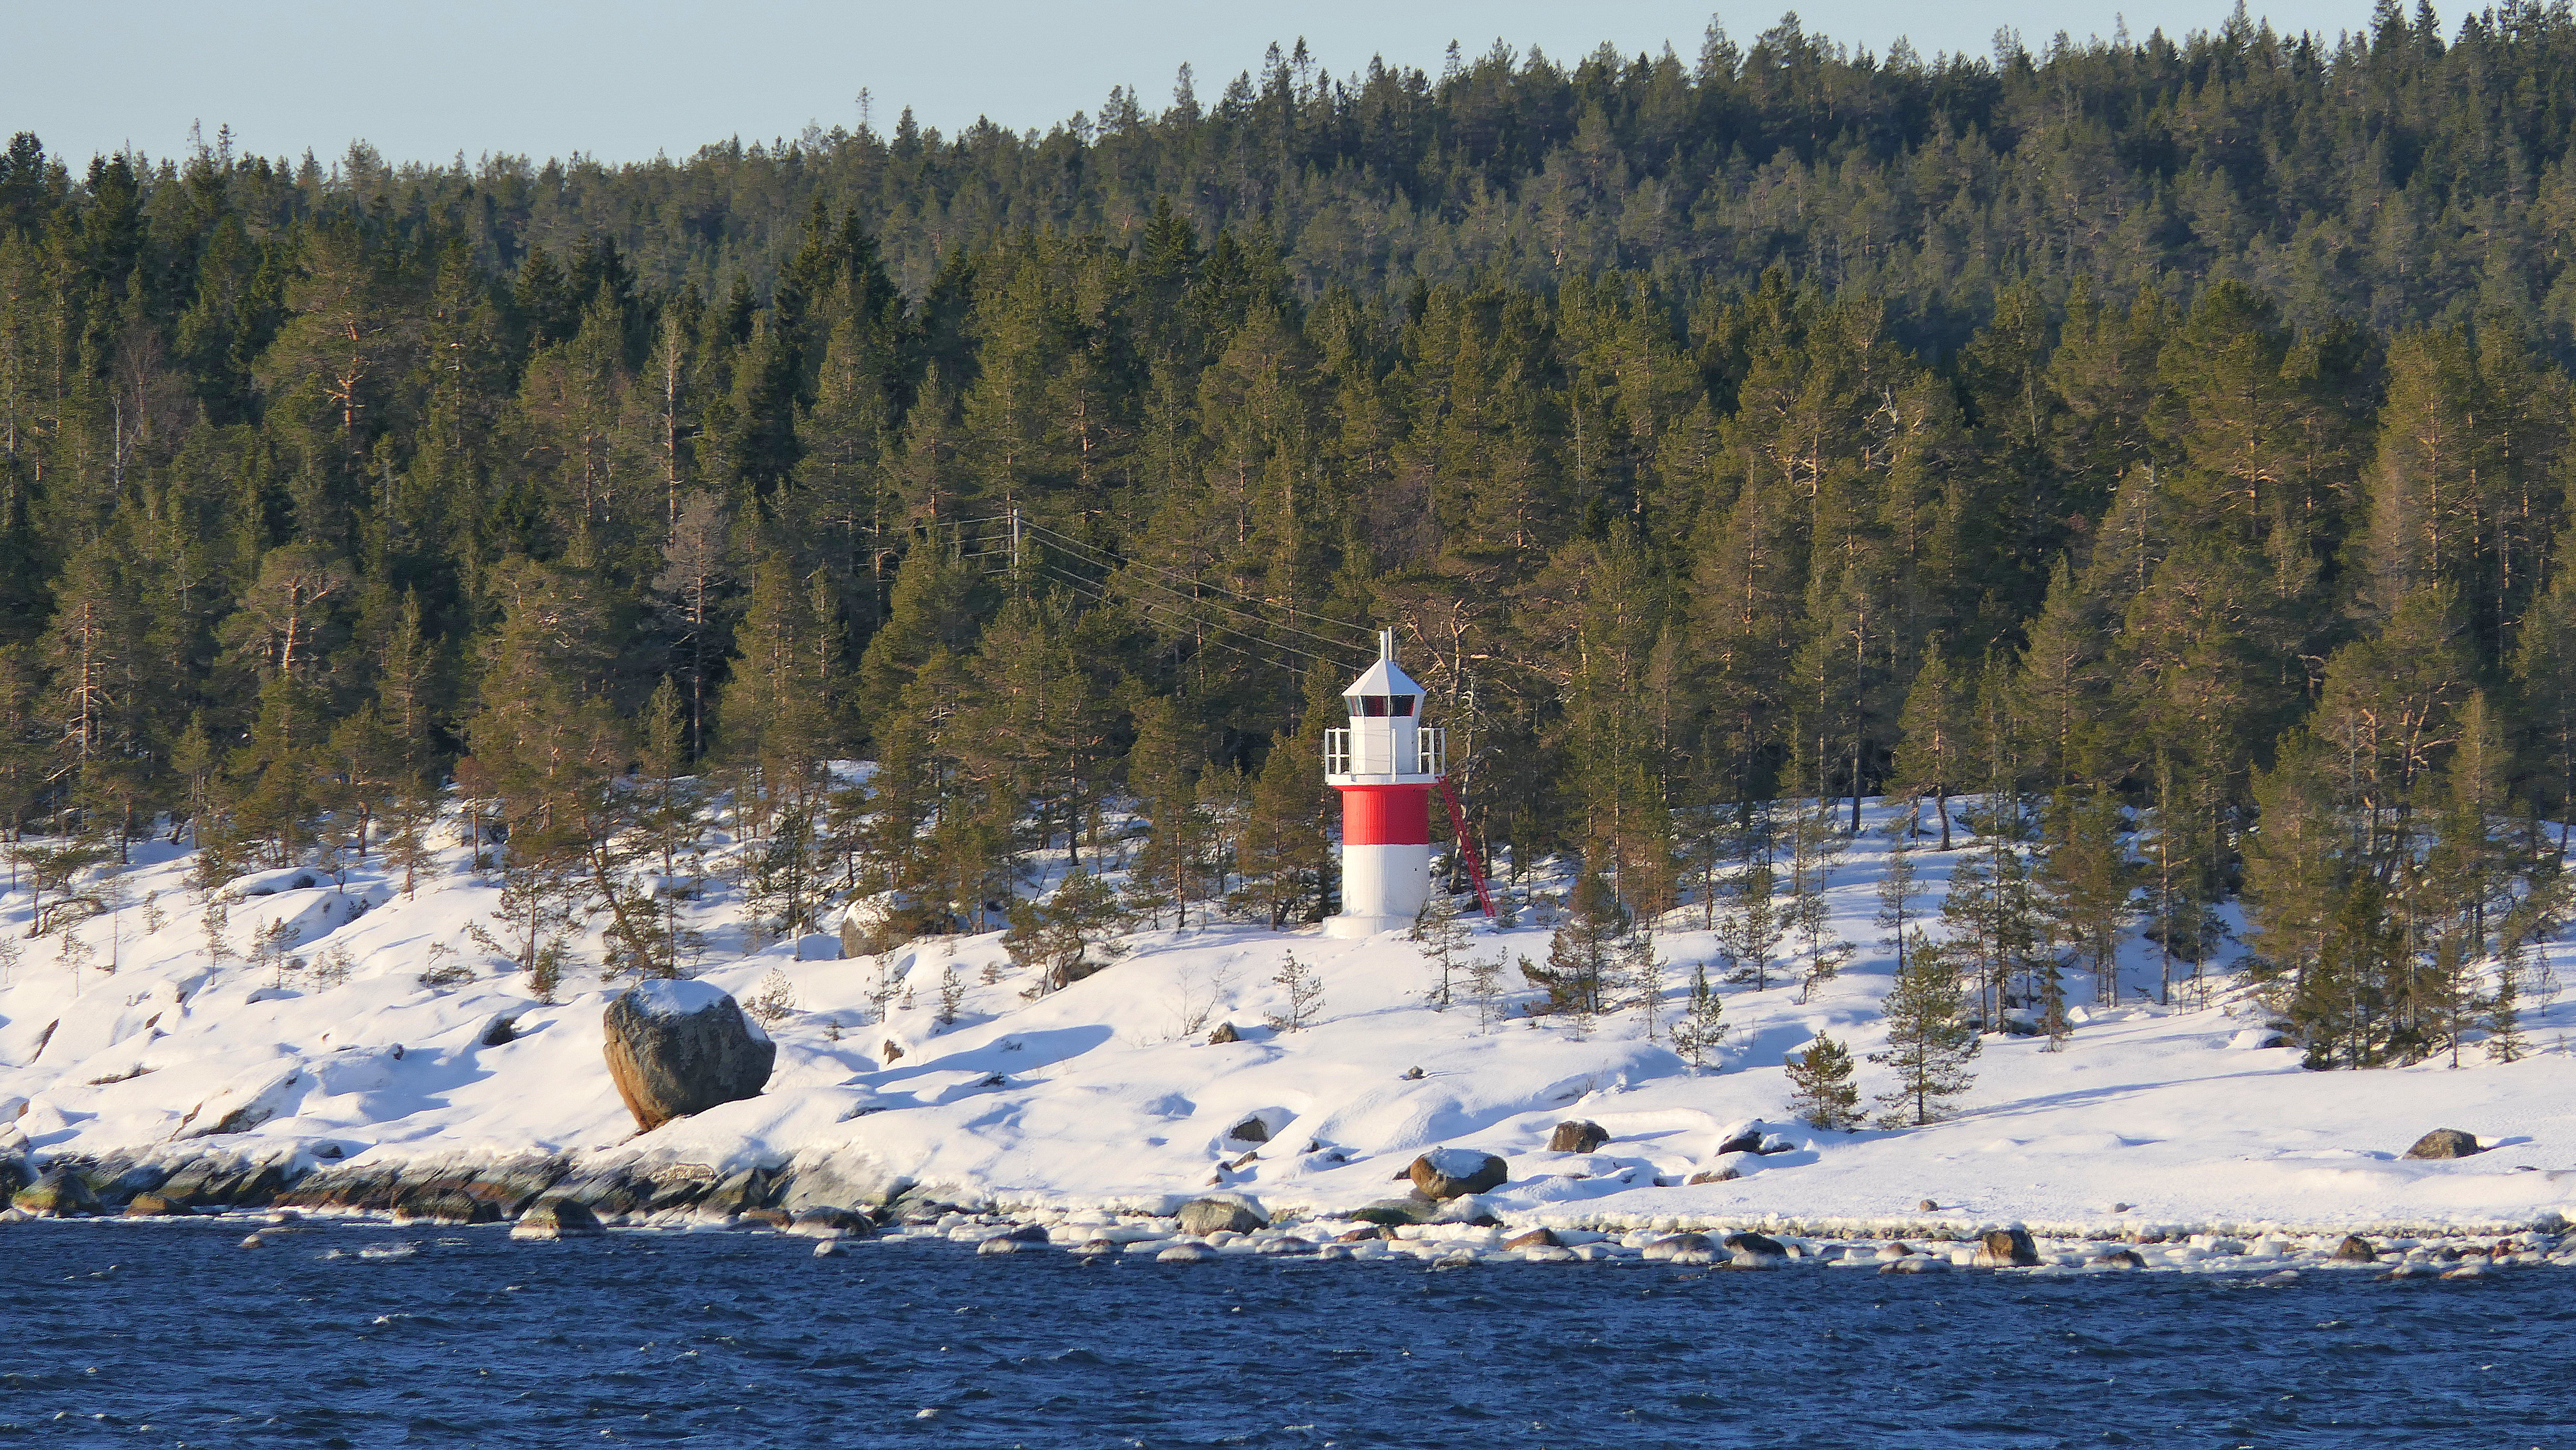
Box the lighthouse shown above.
[1322,630,1446,938]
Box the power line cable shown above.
[914,508,1372,674]
[1032,561,1321,681]
[1031,560,1321,675]
[1013,518,1375,663]
[1015,514,1378,645]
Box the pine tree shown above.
[2486,937,2530,1065]
[1001,864,1130,993]
[653,491,737,757]
[1875,831,1925,975]
[855,533,981,731]
[1125,690,1209,929]
[1785,797,1853,1003]
[1535,868,1626,1018]
[2289,877,2408,1070]
[2511,567,2576,845]
[1715,856,1786,989]
[1785,1034,1862,1130]
[1232,669,1337,927]
[2039,785,2132,1004]
[723,553,848,937]
[1466,950,1509,1035]
[464,561,632,983]
[1671,962,1726,1069]
[1870,938,1981,1126]
[1410,887,1472,1009]
[2423,692,2514,1066]
[639,675,701,881]
[1621,929,1666,1037]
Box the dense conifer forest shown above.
[5,1,2576,1064]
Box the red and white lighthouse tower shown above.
[1323,630,1446,938]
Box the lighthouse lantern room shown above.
[1322,630,1445,938]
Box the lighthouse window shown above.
[1391,696,1415,716]
[1358,696,1389,717]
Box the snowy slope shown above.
[6,796,2576,1236]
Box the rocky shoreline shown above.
[9,1144,2575,1279]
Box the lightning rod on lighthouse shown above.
[1322,630,1445,938]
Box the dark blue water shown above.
[2,1221,2569,1449]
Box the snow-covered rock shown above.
[1546,1119,1609,1153]
[601,980,774,1131]
[1409,1148,1507,1199]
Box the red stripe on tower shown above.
[1340,785,1431,846]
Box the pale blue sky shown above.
[13,0,2370,170]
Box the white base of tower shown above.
[1322,914,1413,940]
[1337,841,1429,933]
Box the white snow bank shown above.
[2,796,2573,1237]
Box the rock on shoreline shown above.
[9,1145,2575,1279]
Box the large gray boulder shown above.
[1722,1230,1790,1267]
[1177,1196,1266,1234]
[1348,1197,1435,1227]
[2404,1128,2483,1159]
[511,1196,606,1240]
[602,980,775,1131]
[13,1169,101,1217]
[786,1207,875,1239]
[1408,1148,1508,1200]
[1642,1232,1717,1263]
[1974,1226,2042,1267]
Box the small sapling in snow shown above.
[418,941,472,989]
[747,967,800,1026]
[935,962,965,1028]
[1716,861,1786,990]
[1411,890,1472,1010]
[312,944,354,988]
[1671,963,1726,1069]
[1466,952,1507,1034]
[1266,951,1324,1031]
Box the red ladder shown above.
[1435,777,1499,919]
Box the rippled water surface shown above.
[3,1220,2571,1448]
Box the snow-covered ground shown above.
[6,795,2576,1239]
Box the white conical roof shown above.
[1343,630,1424,698]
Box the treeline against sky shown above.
[0,2,2573,1061]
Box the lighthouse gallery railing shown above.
[1323,726,1443,777]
